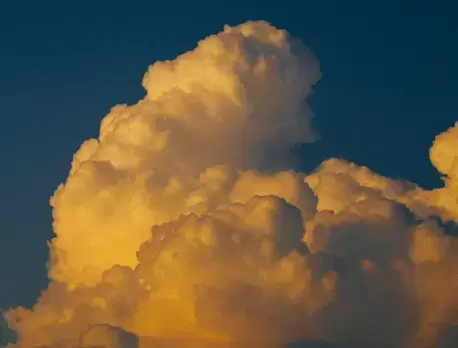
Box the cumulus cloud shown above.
[4,21,458,348]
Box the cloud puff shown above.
[46,20,320,289]
[5,21,458,348]
[78,324,138,348]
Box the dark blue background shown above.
[0,1,457,310]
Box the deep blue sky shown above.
[0,1,457,310]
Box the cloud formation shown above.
[4,21,458,348]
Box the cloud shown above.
[78,324,138,348]
[4,21,458,348]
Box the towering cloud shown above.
[4,21,458,348]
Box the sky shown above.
[1,1,458,346]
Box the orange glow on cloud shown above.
[5,21,458,348]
